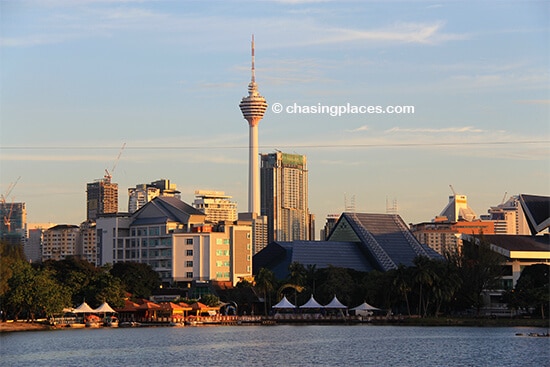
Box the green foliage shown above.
[200,293,220,307]
[255,267,276,315]
[110,262,161,299]
[504,264,549,318]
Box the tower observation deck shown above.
[239,35,268,215]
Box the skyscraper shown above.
[87,177,118,221]
[239,35,268,215]
[261,151,310,242]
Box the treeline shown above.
[247,237,549,318]
[0,242,161,321]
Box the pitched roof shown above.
[254,212,443,278]
[132,196,206,226]
[330,213,441,271]
[520,194,550,235]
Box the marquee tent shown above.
[73,302,95,313]
[299,295,323,309]
[324,295,347,309]
[272,295,295,309]
[351,301,381,316]
[93,302,116,314]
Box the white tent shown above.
[351,301,381,316]
[93,302,116,314]
[272,295,296,309]
[73,302,95,313]
[299,295,323,309]
[324,295,347,309]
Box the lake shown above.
[1,325,549,367]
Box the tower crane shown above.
[1,176,20,234]
[104,143,126,183]
[449,184,456,195]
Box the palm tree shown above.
[392,265,412,316]
[254,268,275,316]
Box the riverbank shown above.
[1,317,548,333]
[0,321,53,333]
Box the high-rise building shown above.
[261,151,310,242]
[239,35,268,216]
[128,179,181,213]
[0,202,26,246]
[87,177,118,221]
[193,190,237,223]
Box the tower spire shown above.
[239,35,268,215]
[251,34,255,84]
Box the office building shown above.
[482,195,531,235]
[261,151,310,242]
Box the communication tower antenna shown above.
[344,194,356,212]
[386,197,398,214]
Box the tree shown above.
[392,265,412,316]
[508,264,549,318]
[200,294,220,307]
[412,257,439,317]
[255,268,276,316]
[450,235,505,314]
[110,262,161,299]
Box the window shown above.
[186,249,193,256]
[246,233,251,239]
[185,261,193,267]
[186,272,193,278]
[186,238,193,245]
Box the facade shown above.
[410,218,495,255]
[193,190,237,223]
[0,202,26,245]
[482,195,531,235]
[261,151,310,242]
[87,178,118,221]
[128,179,181,213]
[42,224,79,261]
[78,220,97,264]
[96,196,252,286]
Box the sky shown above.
[1,0,549,233]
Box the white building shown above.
[483,195,531,235]
[42,224,79,261]
[97,196,252,286]
[192,190,238,223]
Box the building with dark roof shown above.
[96,196,252,286]
[253,212,442,279]
[519,194,550,235]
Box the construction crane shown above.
[449,184,456,195]
[1,176,20,234]
[500,192,508,205]
[104,143,126,183]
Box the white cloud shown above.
[385,126,485,133]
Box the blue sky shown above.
[1,0,549,231]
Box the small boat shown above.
[119,321,141,328]
[85,315,102,328]
[104,316,119,327]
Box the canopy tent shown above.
[351,301,380,311]
[272,295,296,309]
[299,295,323,309]
[73,302,95,313]
[351,301,381,316]
[324,295,347,309]
[93,302,116,314]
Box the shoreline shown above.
[1,317,548,333]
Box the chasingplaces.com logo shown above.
[271,102,415,117]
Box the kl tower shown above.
[239,35,268,215]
